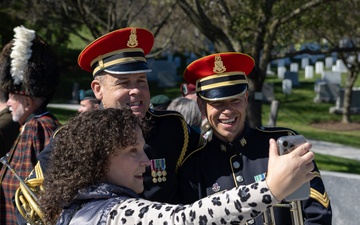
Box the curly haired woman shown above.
[40,108,314,225]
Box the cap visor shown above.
[199,84,247,101]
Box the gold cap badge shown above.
[213,55,226,73]
[127,28,138,48]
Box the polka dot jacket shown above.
[57,181,279,225]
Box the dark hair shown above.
[40,108,148,223]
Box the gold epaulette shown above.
[255,126,297,136]
[148,108,184,118]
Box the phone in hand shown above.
[276,135,310,201]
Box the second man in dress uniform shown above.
[178,52,332,225]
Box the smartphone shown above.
[276,135,310,201]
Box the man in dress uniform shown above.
[178,52,332,224]
[29,27,205,214]
[77,27,205,203]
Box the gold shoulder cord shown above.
[175,119,189,173]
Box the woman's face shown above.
[105,127,150,193]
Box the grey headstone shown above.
[314,81,340,103]
[277,66,286,79]
[305,65,314,79]
[336,88,360,108]
[322,71,341,85]
[290,63,299,72]
[301,57,309,69]
[325,57,333,69]
[282,79,292,95]
[333,59,347,73]
[262,82,274,103]
[284,71,299,87]
[315,61,324,75]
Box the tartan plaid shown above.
[0,111,60,224]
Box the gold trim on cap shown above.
[92,56,146,76]
[213,55,226,73]
[127,28,138,47]
[97,55,104,70]
[196,72,247,92]
[198,79,248,91]
[199,72,245,82]
[90,48,144,68]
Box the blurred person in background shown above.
[77,89,100,113]
[149,94,171,110]
[180,82,196,101]
[167,96,202,133]
[180,82,211,139]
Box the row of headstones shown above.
[267,57,347,97]
[274,57,347,80]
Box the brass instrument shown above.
[0,156,44,225]
[262,201,304,225]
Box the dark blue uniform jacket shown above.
[178,123,332,225]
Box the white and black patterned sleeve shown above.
[106,180,279,225]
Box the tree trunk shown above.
[246,66,266,128]
[246,89,263,128]
[342,70,357,123]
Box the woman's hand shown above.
[266,138,315,201]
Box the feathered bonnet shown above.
[0,25,59,99]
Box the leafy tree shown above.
[6,0,359,128]
[175,0,335,127]
[304,0,360,123]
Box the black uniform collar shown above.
[212,123,252,154]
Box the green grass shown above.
[315,153,360,174]
[48,108,77,124]
[260,71,360,174]
[261,72,360,148]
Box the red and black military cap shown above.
[78,27,154,77]
[183,52,254,101]
[180,82,196,97]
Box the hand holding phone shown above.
[276,135,310,201]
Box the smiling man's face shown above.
[199,92,248,142]
[92,72,150,118]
